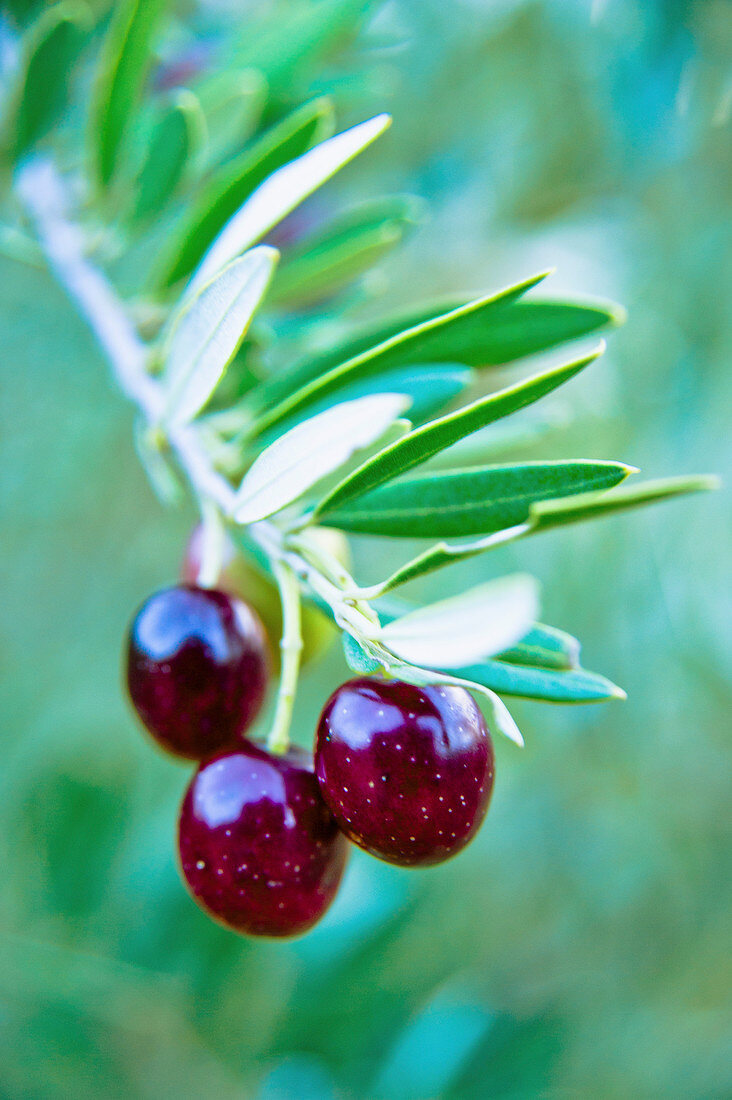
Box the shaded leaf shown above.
[314,346,604,518]
[256,363,473,448]
[188,113,391,292]
[92,0,169,186]
[163,246,278,426]
[322,459,632,537]
[380,574,539,668]
[157,97,334,288]
[13,2,90,157]
[233,393,410,523]
[131,90,204,222]
[269,194,424,307]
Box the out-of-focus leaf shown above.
[163,247,278,426]
[13,3,90,157]
[314,347,604,519]
[250,272,548,427]
[92,0,169,187]
[456,659,625,702]
[379,574,539,668]
[231,0,376,98]
[157,97,334,289]
[233,393,410,523]
[269,195,424,307]
[322,459,632,536]
[261,293,620,408]
[195,69,267,165]
[529,475,721,529]
[256,364,473,448]
[131,91,204,222]
[500,622,580,670]
[5,0,43,25]
[187,113,391,292]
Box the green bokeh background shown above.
[1,1,730,1096]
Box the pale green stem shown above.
[267,559,303,756]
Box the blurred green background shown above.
[1,0,730,1096]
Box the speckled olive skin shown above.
[315,678,494,867]
[178,744,349,936]
[126,585,269,759]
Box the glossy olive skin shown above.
[126,585,269,759]
[315,678,494,867]
[178,743,349,937]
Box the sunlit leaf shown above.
[233,392,410,523]
[314,346,604,518]
[187,113,391,292]
[250,272,548,429]
[92,0,169,187]
[259,293,619,409]
[456,659,625,702]
[379,574,539,668]
[163,246,278,426]
[322,459,632,536]
[157,97,334,288]
[529,475,721,529]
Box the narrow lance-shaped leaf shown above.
[375,597,581,670]
[256,293,620,412]
[255,364,473,449]
[454,659,625,704]
[13,2,90,158]
[379,574,539,669]
[92,0,169,187]
[189,113,391,293]
[131,91,204,222]
[163,246,279,426]
[323,459,633,537]
[314,345,604,519]
[233,392,410,523]
[268,195,423,307]
[360,474,719,595]
[250,272,549,432]
[157,97,334,289]
[528,474,721,529]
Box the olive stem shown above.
[267,559,303,756]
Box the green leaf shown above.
[256,364,473,448]
[233,393,410,523]
[187,113,391,293]
[314,345,604,519]
[259,293,620,410]
[529,475,721,529]
[130,91,204,222]
[342,633,381,674]
[13,3,90,157]
[162,247,279,426]
[156,97,334,289]
[92,0,169,187]
[322,459,632,537]
[358,474,719,595]
[499,623,580,670]
[249,272,549,430]
[454,660,625,703]
[268,195,424,307]
[231,0,376,97]
[379,574,539,668]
